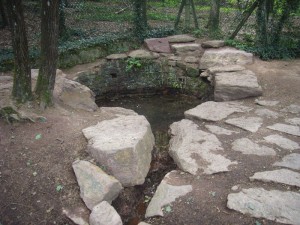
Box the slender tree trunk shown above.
[208,0,220,33]
[0,0,8,27]
[6,0,32,102]
[133,0,148,39]
[256,0,268,47]
[35,0,59,108]
[229,0,259,40]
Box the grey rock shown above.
[171,43,200,53]
[286,118,300,126]
[214,70,262,101]
[72,160,123,210]
[106,53,128,60]
[167,34,196,43]
[254,109,279,118]
[264,134,299,150]
[82,115,155,187]
[129,49,159,59]
[138,222,151,225]
[207,65,246,74]
[205,125,238,135]
[281,104,300,114]
[226,117,263,133]
[169,119,237,175]
[255,99,279,106]
[227,188,300,225]
[145,170,193,218]
[267,123,300,137]
[231,185,239,191]
[250,169,300,187]
[89,201,122,225]
[62,206,90,225]
[232,138,276,156]
[201,40,225,48]
[100,107,138,117]
[53,76,98,112]
[199,48,254,70]
[168,56,182,61]
[144,38,171,53]
[184,101,251,122]
[273,153,300,170]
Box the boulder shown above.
[82,115,155,187]
[167,34,196,43]
[227,188,300,225]
[184,101,251,122]
[171,43,200,53]
[144,38,171,53]
[90,201,122,225]
[169,119,237,175]
[145,170,193,218]
[199,48,253,70]
[72,160,123,210]
[214,70,262,101]
[201,40,225,48]
[129,49,159,59]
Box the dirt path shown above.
[0,57,299,225]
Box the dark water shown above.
[97,94,203,132]
[96,94,203,225]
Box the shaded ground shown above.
[0,57,300,225]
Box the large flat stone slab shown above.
[254,109,279,119]
[167,34,196,43]
[184,101,251,122]
[82,115,155,187]
[225,117,263,133]
[267,123,300,137]
[72,160,123,210]
[144,38,171,53]
[205,125,238,135]
[145,170,193,218]
[214,70,262,101]
[227,188,300,225]
[199,48,254,70]
[232,138,276,156]
[169,119,237,175]
[129,49,159,59]
[281,104,300,114]
[250,169,300,187]
[90,201,123,225]
[264,134,299,150]
[201,40,225,48]
[171,43,200,53]
[273,153,300,170]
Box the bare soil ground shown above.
[0,57,299,225]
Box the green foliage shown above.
[126,58,142,72]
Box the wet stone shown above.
[184,101,251,122]
[267,123,300,137]
[250,169,300,188]
[225,117,263,133]
[145,170,193,218]
[227,188,300,225]
[264,134,299,150]
[273,153,300,170]
[254,109,279,119]
[169,119,237,175]
[232,138,276,156]
[205,125,238,135]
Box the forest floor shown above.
[0,56,299,225]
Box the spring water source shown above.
[96,94,203,224]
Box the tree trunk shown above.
[256,0,268,47]
[6,0,32,102]
[208,0,220,32]
[59,0,66,37]
[229,0,259,40]
[0,0,8,27]
[35,0,59,109]
[133,0,148,39]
